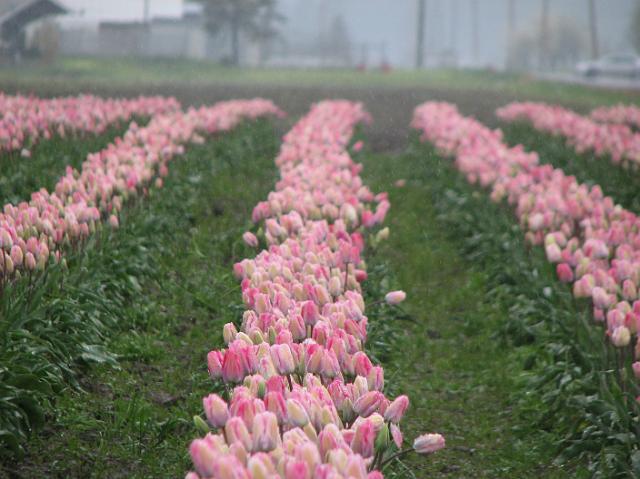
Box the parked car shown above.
[576,53,640,78]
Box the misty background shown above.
[8,0,640,71]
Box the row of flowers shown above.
[591,104,640,130]
[412,101,640,387]
[0,99,284,287]
[496,102,640,169]
[187,101,443,479]
[0,93,181,156]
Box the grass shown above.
[0,119,280,475]
[359,144,583,478]
[374,137,639,477]
[2,57,639,108]
[501,122,640,214]
[0,122,132,205]
[4,107,636,477]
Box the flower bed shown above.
[591,104,640,130]
[496,102,640,169]
[413,101,640,389]
[187,101,443,479]
[0,99,284,287]
[0,93,181,155]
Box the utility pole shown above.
[450,0,458,57]
[415,0,426,69]
[143,0,150,23]
[506,0,516,69]
[588,0,599,59]
[471,0,479,65]
[539,0,549,70]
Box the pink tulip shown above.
[189,439,217,477]
[413,433,445,454]
[203,394,229,428]
[384,395,409,423]
[242,231,259,248]
[385,290,406,305]
[252,412,280,452]
[222,349,245,383]
[611,326,631,347]
[353,391,383,418]
[270,344,295,376]
[224,416,252,451]
[207,350,224,379]
[556,263,574,283]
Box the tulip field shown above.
[1,76,640,478]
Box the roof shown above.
[0,0,67,34]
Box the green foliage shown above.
[502,122,640,214]
[189,0,284,64]
[406,136,640,477]
[0,122,132,205]
[0,120,278,468]
[359,144,578,478]
[0,57,638,108]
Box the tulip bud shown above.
[189,438,217,476]
[252,412,280,452]
[390,423,403,448]
[25,252,36,271]
[225,416,252,451]
[611,326,631,347]
[203,394,229,428]
[384,395,409,423]
[413,433,445,454]
[375,227,390,242]
[556,263,573,283]
[353,391,383,418]
[385,290,406,305]
[242,231,259,248]
[223,322,238,345]
[193,415,210,435]
[10,245,23,267]
[207,350,223,380]
[286,399,310,427]
[374,422,390,453]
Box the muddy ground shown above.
[0,81,589,152]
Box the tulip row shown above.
[0,93,181,157]
[187,101,443,479]
[591,104,640,130]
[496,102,640,169]
[412,101,640,382]
[0,99,284,288]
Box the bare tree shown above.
[506,0,517,69]
[415,0,426,69]
[539,0,550,69]
[588,0,599,59]
[631,0,640,53]
[191,0,284,65]
[471,0,479,64]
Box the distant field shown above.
[3,56,639,107]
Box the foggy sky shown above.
[58,0,638,68]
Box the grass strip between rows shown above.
[402,133,639,477]
[358,143,582,478]
[501,122,640,215]
[0,122,135,205]
[0,119,279,468]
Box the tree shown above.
[631,0,640,53]
[588,0,599,59]
[191,0,284,65]
[321,15,352,66]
